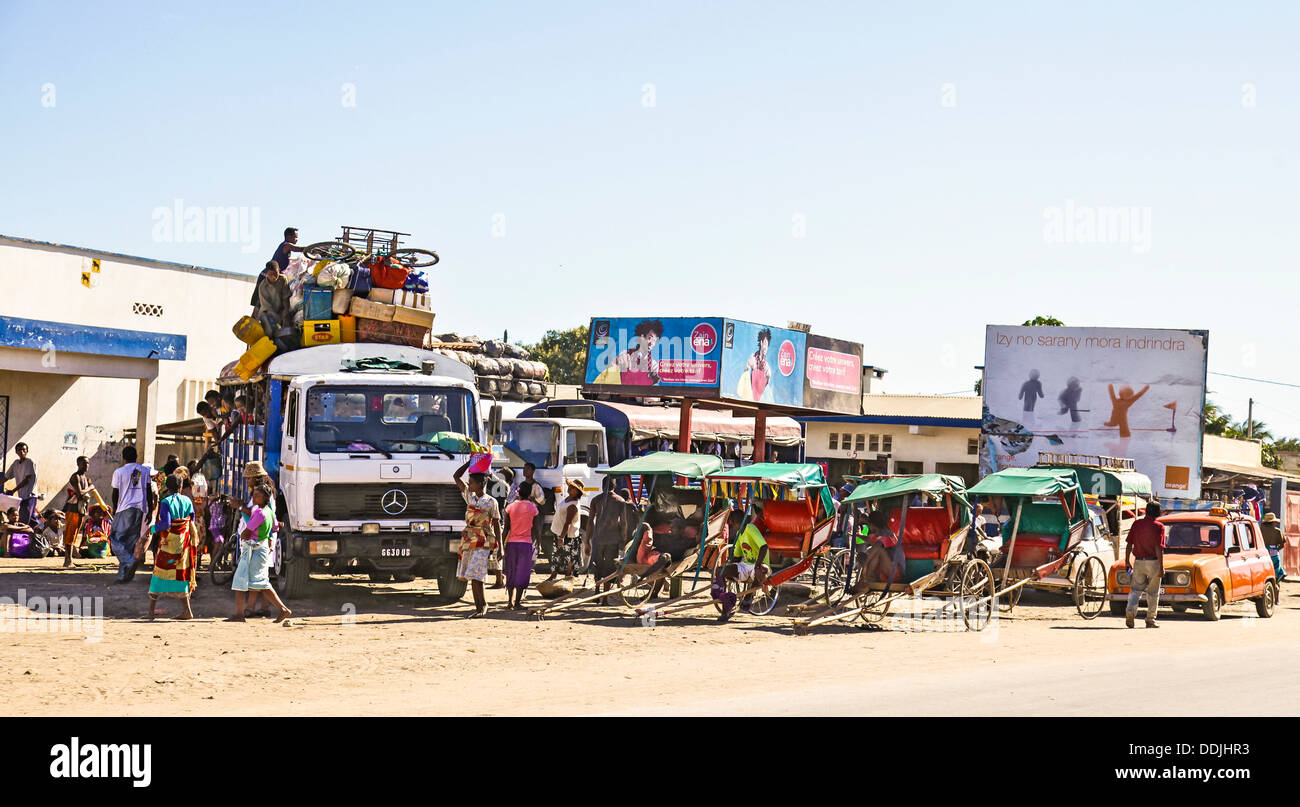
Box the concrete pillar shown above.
[136,370,159,466]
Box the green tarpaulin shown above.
[969,468,1088,524]
[708,462,827,488]
[1038,466,1153,498]
[598,451,723,480]
[843,473,969,505]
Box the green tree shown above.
[522,324,589,385]
[1021,315,1065,326]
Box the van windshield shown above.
[500,421,559,468]
[304,386,477,454]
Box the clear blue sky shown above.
[4,1,1299,436]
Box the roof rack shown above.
[1036,451,1135,471]
[338,225,411,255]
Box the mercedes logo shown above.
[381,488,409,516]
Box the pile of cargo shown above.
[427,333,550,401]
[229,252,437,381]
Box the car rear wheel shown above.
[1202,581,1222,621]
[1255,580,1277,618]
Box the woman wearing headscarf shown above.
[147,474,197,619]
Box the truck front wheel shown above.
[277,539,312,599]
[438,570,467,601]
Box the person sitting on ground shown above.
[79,505,112,558]
[712,510,771,620]
[36,508,65,557]
[850,509,906,596]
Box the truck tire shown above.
[438,572,467,601]
[278,552,312,600]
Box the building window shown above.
[868,434,878,452]
[828,433,838,450]
[854,434,865,451]
[841,433,851,450]
[881,434,893,452]
[967,437,978,455]
[132,302,164,317]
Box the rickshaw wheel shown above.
[822,548,852,606]
[960,559,994,631]
[712,579,742,615]
[856,586,892,624]
[1072,555,1107,620]
[1000,580,1023,613]
[619,571,656,609]
[746,583,781,616]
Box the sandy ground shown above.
[4,556,1300,716]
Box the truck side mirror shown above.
[488,404,503,441]
[586,443,601,469]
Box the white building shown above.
[0,234,256,503]
[799,394,982,487]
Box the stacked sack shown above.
[428,334,549,400]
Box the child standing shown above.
[228,484,292,623]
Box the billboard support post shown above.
[677,398,694,454]
[753,411,767,463]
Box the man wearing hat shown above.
[1261,512,1286,582]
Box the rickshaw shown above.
[527,452,730,619]
[637,462,837,621]
[965,467,1103,621]
[1032,453,1152,601]
[790,474,978,633]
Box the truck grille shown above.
[313,484,464,521]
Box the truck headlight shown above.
[309,540,339,555]
[410,522,430,533]
[361,523,380,535]
[1167,571,1191,587]
[1116,570,1132,586]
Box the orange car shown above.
[1107,507,1277,621]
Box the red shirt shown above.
[1127,517,1166,559]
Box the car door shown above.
[1243,522,1272,591]
[1223,524,1253,601]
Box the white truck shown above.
[493,415,609,524]
[218,343,496,600]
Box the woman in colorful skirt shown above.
[453,460,501,617]
[502,480,539,609]
[147,474,197,620]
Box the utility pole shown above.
[1248,398,1254,438]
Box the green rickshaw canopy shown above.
[843,473,969,506]
[1038,466,1153,498]
[598,451,724,480]
[969,467,1089,525]
[707,462,828,488]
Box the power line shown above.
[1208,370,1300,390]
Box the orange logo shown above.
[1165,466,1190,490]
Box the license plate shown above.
[380,547,411,557]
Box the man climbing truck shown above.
[217,343,496,600]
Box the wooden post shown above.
[1000,500,1024,591]
[677,398,694,453]
[753,411,767,463]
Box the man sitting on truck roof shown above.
[253,260,292,336]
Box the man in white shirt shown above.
[109,445,156,583]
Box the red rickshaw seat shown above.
[888,507,954,561]
[762,532,805,558]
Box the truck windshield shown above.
[304,386,478,455]
[500,421,559,468]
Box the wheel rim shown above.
[960,559,993,631]
[392,248,439,268]
[619,572,655,608]
[746,584,780,616]
[857,587,891,624]
[305,242,355,262]
[1074,556,1107,619]
[824,549,851,606]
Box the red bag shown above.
[367,255,409,290]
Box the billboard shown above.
[981,325,1209,499]
[803,334,863,413]
[719,319,806,408]
[585,317,723,390]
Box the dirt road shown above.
[4,557,1297,716]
